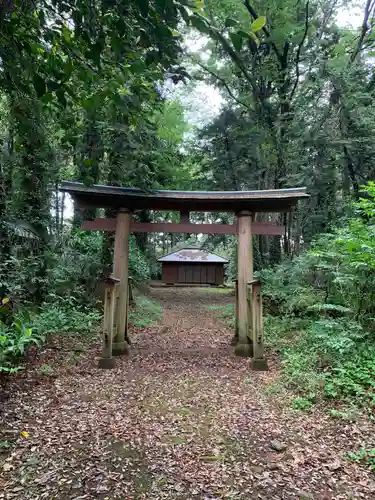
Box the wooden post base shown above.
[251,358,269,371]
[98,357,116,369]
[234,342,254,357]
[231,334,238,346]
[112,341,129,356]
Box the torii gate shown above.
[60,182,308,371]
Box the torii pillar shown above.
[234,210,254,357]
[234,210,268,370]
[112,208,131,355]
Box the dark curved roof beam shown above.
[60,182,309,213]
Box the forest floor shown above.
[1,287,375,499]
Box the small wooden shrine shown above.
[158,248,228,286]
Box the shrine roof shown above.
[158,248,229,263]
[60,182,309,213]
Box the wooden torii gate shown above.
[60,182,308,371]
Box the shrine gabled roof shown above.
[158,249,229,263]
[60,182,309,213]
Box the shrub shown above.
[324,348,375,399]
[128,236,151,282]
[292,397,314,411]
[263,316,308,350]
[0,295,101,377]
[281,348,324,396]
[35,304,101,335]
[0,318,45,374]
[307,319,364,366]
[259,183,375,404]
[327,408,359,421]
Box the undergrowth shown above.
[259,183,375,410]
[0,296,101,378]
[206,304,235,328]
[347,448,375,472]
[129,294,162,328]
[210,184,375,415]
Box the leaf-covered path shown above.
[1,288,374,499]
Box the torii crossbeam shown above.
[60,182,308,370]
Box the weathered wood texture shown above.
[103,288,114,357]
[248,280,264,358]
[179,211,190,224]
[248,279,268,370]
[98,278,119,369]
[81,219,285,236]
[61,181,309,213]
[112,209,131,355]
[161,262,224,285]
[236,211,253,348]
[231,279,239,346]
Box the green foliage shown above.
[189,0,375,269]
[0,0,185,108]
[327,408,359,422]
[264,316,309,350]
[0,285,101,375]
[291,397,314,411]
[35,305,101,336]
[0,441,12,449]
[328,409,347,419]
[1,0,375,411]
[263,383,283,395]
[0,319,45,374]
[308,319,364,360]
[129,237,151,283]
[0,302,101,374]
[261,183,375,403]
[198,287,233,295]
[347,448,375,471]
[261,255,323,317]
[0,0,191,347]
[281,348,324,396]
[206,303,235,328]
[324,351,375,399]
[129,295,162,328]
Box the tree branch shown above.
[191,56,251,109]
[290,0,309,100]
[350,0,375,64]
[209,27,258,92]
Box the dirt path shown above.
[1,288,374,499]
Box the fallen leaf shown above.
[201,455,226,462]
[270,439,287,452]
[326,460,342,471]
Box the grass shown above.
[327,407,360,422]
[129,294,163,328]
[206,303,235,328]
[263,382,284,395]
[197,287,234,295]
